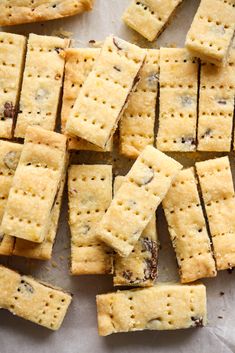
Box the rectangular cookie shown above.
[68,165,113,275]
[96,283,207,336]
[120,49,159,159]
[0,141,22,256]
[66,36,146,150]
[61,48,112,152]
[0,265,72,330]
[185,0,235,66]
[0,32,26,139]
[14,33,70,138]
[156,48,199,151]
[196,157,235,270]
[1,126,67,244]
[113,176,158,287]
[122,0,183,42]
[163,168,216,283]
[98,146,182,257]
[0,0,94,26]
[13,162,67,260]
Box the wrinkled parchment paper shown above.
[1,1,235,352]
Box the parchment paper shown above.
[1,1,235,352]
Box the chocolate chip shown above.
[191,316,203,327]
[181,96,193,106]
[122,270,133,281]
[181,136,196,146]
[113,65,121,72]
[140,168,154,185]
[81,224,90,235]
[113,38,122,50]
[3,102,15,119]
[220,291,225,296]
[147,73,159,85]
[35,88,49,101]
[89,40,96,44]
[55,47,63,54]
[218,316,223,319]
[0,233,4,243]
[142,238,158,280]
[3,151,21,170]
[18,280,34,294]
[217,99,227,105]
[201,128,212,139]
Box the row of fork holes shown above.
[189,37,223,51]
[14,188,45,201]
[116,200,148,221]
[72,176,106,182]
[161,84,195,89]
[9,215,40,227]
[163,59,196,64]
[198,15,232,27]
[201,85,234,90]
[107,47,141,65]
[199,166,229,178]
[27,140,60,150]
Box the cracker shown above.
[68,165,113,275]
[1,126,67,244]
[0,265,72,330]
[96,283,207,336]
[0,141,22,256]
[66,36,146,150]
[156,48,199,152]
[13,161,67,260]
[61,48,112,152]
[198,41,235,151]
[0,32,26,139]
[185,0,235,66]
[98,146,182,257]
[122,0,183,42]
[0,1,94,26]
[196,157,235,270]
[120,49,159,159]
[163,168,216,283]
[113,176,158,287]
[14,34,70,138]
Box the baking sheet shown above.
[1,1,235,352]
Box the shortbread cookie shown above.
[0,1,94,26]
[157,48,198,151]
[98,146,182,257]
[196,157,235,270]
[0,32,26,139]
[198,43,235,151]
[186,0,235,66]
[0,141,22,256]
[13,162,67,260]
[61,48,112,152]
[66,36,146,149]
[1,126,67,243]
[68,165,113,275]
[113,176,158,287]
[120,49,159,159]
[0,265,72,330]
[14,34,70,138]
[163,168,216,283]
[96,283,207,336]
[122,0,183,42]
